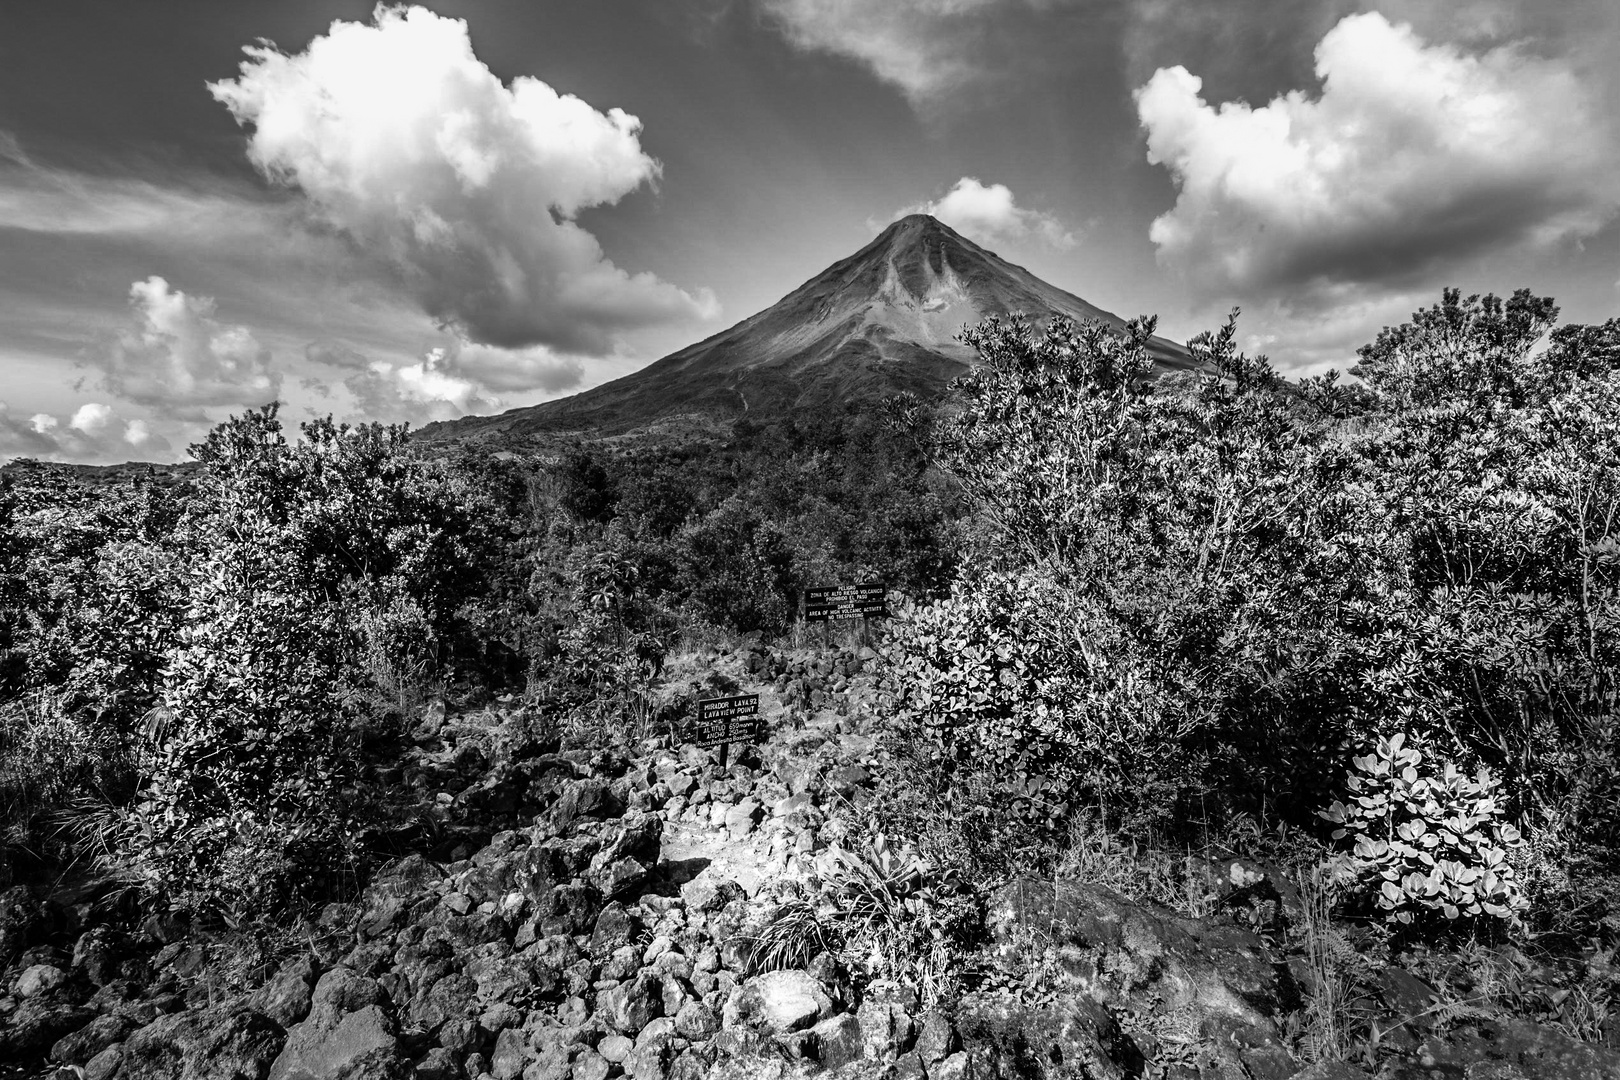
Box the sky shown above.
[1,0,1617,463]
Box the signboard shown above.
[803,582,887,623]
[683,693,763,750]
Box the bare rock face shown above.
[118,1005,286,1080]
[988,878,1291,1022]
[246,963,314,1030]
[955,994,1136,1080]
[268,968,407,1080]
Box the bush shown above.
[1320,733,1528,925]
[101,405,488,921]
[878,292,1620,934]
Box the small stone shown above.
[596,973,662,1036]
[597,1033,634,1062]
[724,799,763,839]
[673,1002,718,1040]
[642,935,674,965]
[915,1009,956,1064]
[590,902,638,959]
[246,967,313,1029]
[525,1046,573,1080]
[812,1013,863,1070]
[16,963,68,998]
[571,1048,611,1080]
[624,1032,674,1080]
[83,1044,123,1080]
[415,1046,461,1080]
[492,1026,533,1080]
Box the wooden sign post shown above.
[682,693,762,768]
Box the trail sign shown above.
[803,582,887,623]
[683,693,762,765]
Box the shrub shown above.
[1320,733,1527,925]
[750,832,977,1005]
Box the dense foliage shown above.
[3,287,1615,945]
[0,403,959,921]
[881,291,1620,932]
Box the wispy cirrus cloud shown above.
[758,0,1004,104]
[208,4,719,353]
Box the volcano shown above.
[427,215,1194,438]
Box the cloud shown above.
[208,4,719,353]
[759,0,1003,103]
[308,337,584,424]
[1135,12,1620,301]
[93,277,280,419]
[0,401,171,464]
[902,177,1076,248]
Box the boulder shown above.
[988,877,1289,1025]
[49,1013,136,1066]
[624,1031,675,1080]
[590,902,639,959]
[674,1001,719,1040]
[724,800,762,840]
[72,927,133,987]
[118,1005,286,1080]
[730,970,832,1034]
[15,962,68,998]
[598,1034,635,1062]
[572,1048,612,1080]
[414,1046,461,1080]
[955,994,1137,1080]
[597,973,663,1036]
[491,1025,534,1079]
[269,968,406,1080]
[269,1003,402,1080]
[809,1013,863,1070]
[84,1044,124,1080]
[0,999,96,1061]
[856,986,916,1059]
[247,966,315,1029]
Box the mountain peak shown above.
[420,217,1194,440]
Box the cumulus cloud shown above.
[0,401,171,464]
[903,177,1076,248]
[95,277,279,418]
[208,4,718,353]
[1135,12,1620,301]
[308,336,584,425]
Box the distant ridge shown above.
[422,215,1194,440]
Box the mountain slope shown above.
[428,215,1194,438]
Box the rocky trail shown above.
[3,638,1617,1080]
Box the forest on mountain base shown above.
[2,288,1618,1073]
